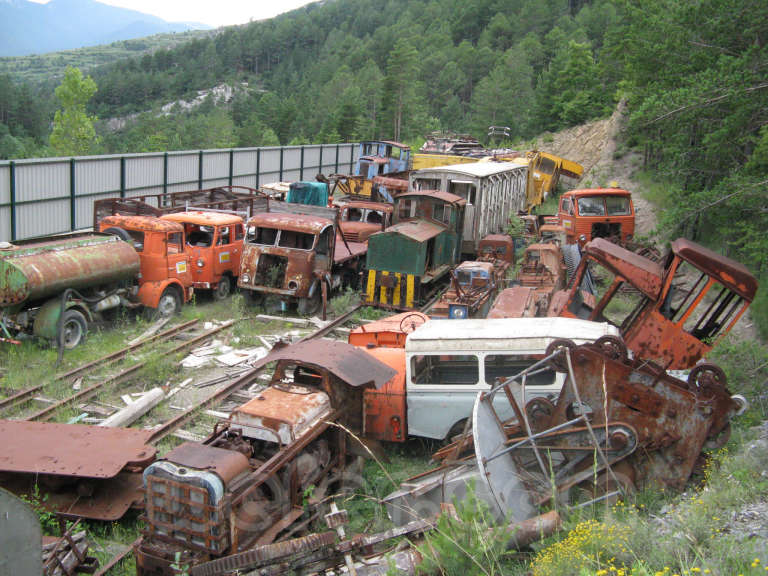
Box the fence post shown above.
[279,147,284,182]
[69,158,76,231]
[120,157,126,198]
[348,144,354,173]
[228,149,234,186]
[299,146,305,181]
[334,144,339,173]
[9,161,16,241]
[163,152,168,195]
[319,145,324,175]
[256,148,261,188]
[198,150,204,189]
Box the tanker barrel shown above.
[0,235,140,307]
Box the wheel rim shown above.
[158,292,178,317]
[215,277,231,300]
[62,319,83,349]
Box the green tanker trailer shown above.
[0,232,140,349]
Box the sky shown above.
[26,0,317,27]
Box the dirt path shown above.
[530,102,760,341]
[530,101,657,239]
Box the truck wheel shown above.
[213,276,232,301]
[297,292,321,316]
[156,287,182,317]
[59,309,87,349]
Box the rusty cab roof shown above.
[456,260,495,274]
[672,238,757,300]
[247,212,332,234]
[260,339,397,389]
[342,200,394,213]
[526,243,561,254]
[161,211,243,227]
[562,188,632,198]
[383,220,445,242]
[101,214,183,233]
[584,238,664,298]
[348,311,429,348]
[395,189,467,206]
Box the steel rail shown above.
[55,319,199,381]
[149,305,363,444]
[0,320,198,415]
[25,320,235,422]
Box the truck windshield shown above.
[247,226,278,245]
[577,197,606,216]
[278,231,315,250]
[606,196,631,215]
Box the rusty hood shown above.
[262,339,397,389]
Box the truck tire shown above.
[213,275,232,301]
[102,226,132,242]
[152,287,182,318]
[297,291,321,316]
[59,309,87,349]
[562,243,580,287]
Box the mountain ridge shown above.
[0,0,209,56]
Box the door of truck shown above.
[213,223,244,280]
[165,231,190,288]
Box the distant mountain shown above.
[0,0,210,56]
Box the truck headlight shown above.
[241,273,250,284]
[197,259,205,267]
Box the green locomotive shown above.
[363,190,466,309]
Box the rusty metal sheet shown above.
[384,220,445,242]
[372,175,408,190]
[487,286,537,319]
[262,339,397,389]
[100,214,183,233]
[585,238,663,297]
[396,190,467,206]
[0,420,156,478]
[333,233,367,264]
[672,238,757,300]
[162,211,244,226]
[232,386,333,443]
[247,212,330,234]
[162,443,249,485]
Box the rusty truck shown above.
[238,202,367,315]
[134,339,396,575]
[557,187,635,245]
[98,215,195,316]
[0,233,141,348]
[549,237,758,369]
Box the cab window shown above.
[167,232,183,255]
[560,197,574,215]
[247,226,278,245]
[278,230,315,250]
[606,196,631,215]
[234,224,244,241]
[345,207,364,222]
[410,355,479,385]
[217,226,231,245]
[577,196,606,216]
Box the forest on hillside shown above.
[0,0,766,327]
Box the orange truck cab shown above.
[99,215,194,315]
[160,211,245,300]
[557,188,635,245]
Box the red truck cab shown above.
[99,215,194,315]
[338,200,393,243]
[558,188,635,245]
[160,211,245,300]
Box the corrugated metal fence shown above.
[0,143,358,242]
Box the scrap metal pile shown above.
[387,337,746,527]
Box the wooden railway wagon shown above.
[363,190,466,310]
[409,161,528,255]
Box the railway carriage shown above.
[409,161,528,255]
[363,190,466,309]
